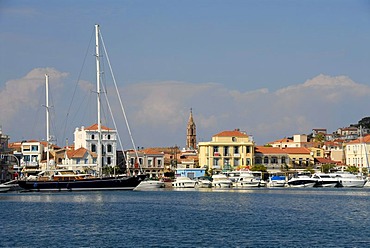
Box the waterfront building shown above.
[62,147,97,172]
[198,129,254,173]
[20,140,44,169]
[254,146,313,172]
[175,168,206,179]
[268,134,312,148]
[74,124,117,168]
[126,148,165,178]
[345,134,370,172]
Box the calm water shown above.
[1,188,370,248]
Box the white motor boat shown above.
[267,175,287,188]
[312,173,340,187]
[195,177,212,188]
[134,179,165,190]
[172,177,196,188]
[332,173,366,188]
[211,174,233,188]
[0,183,11,192]
[287,175,317,188]
[0,180,21,192]
[233,171,263,187]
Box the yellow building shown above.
[198,129,254,173]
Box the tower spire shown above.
[186,108,196,150]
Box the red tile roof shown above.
[213,129,248,137]
[255,146,311,155]
[85,123,113,131]
[347,134,370,144]
[66,147,97,159]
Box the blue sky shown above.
[1,0,370,149]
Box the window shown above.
[107,144,112,153]
[316,150,321,157]
[234,146,239,154]
[271,157,278,164]
[91,134,95,140]
[107,134,111,140]
[224,146,229,156]
[234,158,239,166]
[148,159,153,167]
[24,155,30,162]
[264,157,269,164]
[31,145,38,151]
[246,158,251,165]
[255,157,262,164]
[158,159,162,167]
[107,157,111,165]
[213,158,219,166]
[224,158,230,166]
[213,146,219,153]
[91,144,96,153]
[281,156,286,164]
[23,145,30,151]
[246,146,251,153]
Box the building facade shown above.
[198,129,254,173]
[74,124,117,168]
[126,148,165,178]
[345,134,370,172]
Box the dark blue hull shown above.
[18,175,147,191]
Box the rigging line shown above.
[102,83,128,173]
[100,30,143,173]
[62,27,95,144]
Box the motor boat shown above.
[211,174,233,188]
[312,173,340,187]
[287,174,317,187]
[332,173,366,188]
[233,171,264,187]
[134,179,165,190]
[195,177,212,188]
[172,176,196,188]
[0,180,21,192]
[267,175,287,188]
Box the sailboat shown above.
[17,25,146,191]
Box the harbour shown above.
[1,188,370,247]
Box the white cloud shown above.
[0,68,68,139]
[3,70,369,147]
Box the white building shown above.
[345,135,370,172]
[74,124,117,167]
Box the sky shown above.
[1,0,370,149]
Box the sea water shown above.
[1,188,370,248]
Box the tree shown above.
[321,163,335,173]
[305,166,315,174]
[314,133,325,143]
[250,164,267,172]
[346,165,359,174]
[358,117,370,129]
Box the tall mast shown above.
[45,74,50,171]
[95,24,102,177]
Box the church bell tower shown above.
[186,108,197,150]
